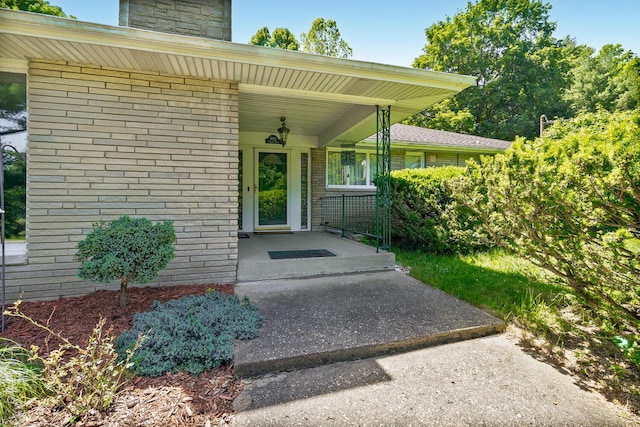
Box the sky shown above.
[48,0,640,68]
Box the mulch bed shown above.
[1,283,240,426]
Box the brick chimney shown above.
[119,0,231,41]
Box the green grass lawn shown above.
[394,247,567,320]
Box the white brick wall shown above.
[5,59,239,302]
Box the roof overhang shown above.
[0,9,475,147]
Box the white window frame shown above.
[326,149,377,189]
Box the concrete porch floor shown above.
[236,231,395,282]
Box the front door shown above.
[255,151,289,229]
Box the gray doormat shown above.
[268,249,336,260]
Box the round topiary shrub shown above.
[74,216,176,307]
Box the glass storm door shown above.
[256,152,288,227]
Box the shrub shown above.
[452,109,640,317]
[389,166,481,254]
[4,303,138,423]
[0,339,44,426]
[75,216,176,307]
[115,290,263,377]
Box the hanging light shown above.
[265,116,289,147]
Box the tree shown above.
[300,18,352,58]
[412,0,574,140]
[403,99,476,135]
[0,0,73,17]
[249,26,271,47]
[249,26,299,50]
[75,216,176,307]
[564,44,639,113]
[614,57,640,111]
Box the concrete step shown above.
[237,250,395,281]
[234,271,505,378]
[236,232,396,282]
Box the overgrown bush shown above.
[389,166,482,254]
[0,339,44,426]
[115,290,263,377]
[75,216,176,307]
[452,109,640,318]
[4,303,138,423]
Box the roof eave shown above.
[0,9,475,91]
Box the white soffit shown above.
[0,9,475,146]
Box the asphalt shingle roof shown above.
[364,123,512,150]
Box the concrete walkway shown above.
[233,335,631,426]
[232,271,634,426]
[234,271,504,377]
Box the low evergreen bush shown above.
[115,291,263,376]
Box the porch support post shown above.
[375,105,391,252]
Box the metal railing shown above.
[320,194,377,239]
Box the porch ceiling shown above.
[0,9,475,147]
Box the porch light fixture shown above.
[265,117,289,147]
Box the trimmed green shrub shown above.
[74,216,176,307]
[115,291,263,376]
[389,166,481,254]
[452,109,640,317]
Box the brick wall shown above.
[5,59,239,302]
[119,0,232,41]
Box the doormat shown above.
[238,233,250,239]
[268,249,336,260]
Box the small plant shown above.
[613,335,640,367]
[0,339,44,426]
[116,290,263,376]
[510,288,569,336]
[74,215,176,307]
[5,301,140,423]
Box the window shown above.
[326,149,377,188]
[405,152,424,169]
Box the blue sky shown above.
[51,0,640,67]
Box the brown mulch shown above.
[1,283,240,426]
